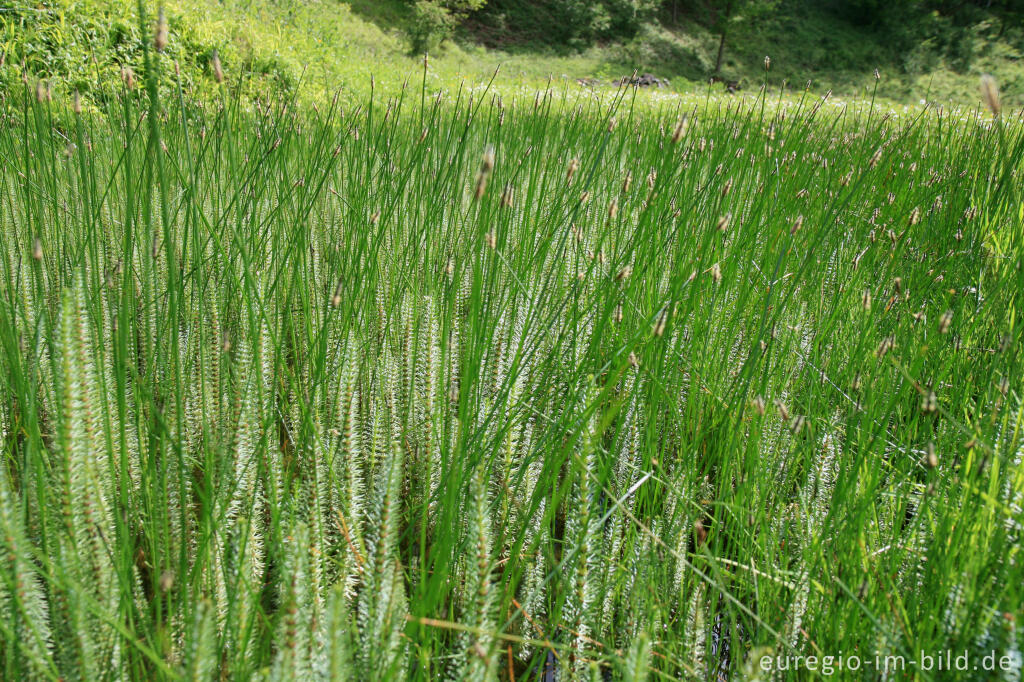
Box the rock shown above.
[612,73,669,88]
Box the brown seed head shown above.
[481,145,495,174]
[671,117,687,144]
[566,157,580,183]
[938,310,953,334]
[331,279,343,308]
[653,309,668,337]
[211,49,224,83]
[869,146,882,169]
[155,9,169,52]
[980,74,1000,117]
[694,520,707,546]
[790,215,804,235]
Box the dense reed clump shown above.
[0,43,1022,681]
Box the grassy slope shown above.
[2,0,1022,109]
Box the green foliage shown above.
[405,0,488,53]
[0,30,1022,679]
[407,1,458,54]
[476,0,661,47]
[1,0,1022,111]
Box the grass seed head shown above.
[790,215,804,235]
[869,146,883,168]
[716,213,731,233]
[474,174,488,201]
[566,157,580,183]
[980,74,1001,117]
[155,8,169,52]
[211,50,224,83]
[481,145,495,174]
[653,308,668,337]
[615,265,632,282]
[671,117,687,144]
[875,335,895,358]
[938,310,953,334]
[331,279,343,308]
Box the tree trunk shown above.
[713,0,735,76]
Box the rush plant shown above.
[0,22,1022,681]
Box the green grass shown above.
[3,0,1022,111]
[1,17,1023,681]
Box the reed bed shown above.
[0,37,1022,681]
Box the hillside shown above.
[1,0,1021,110]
